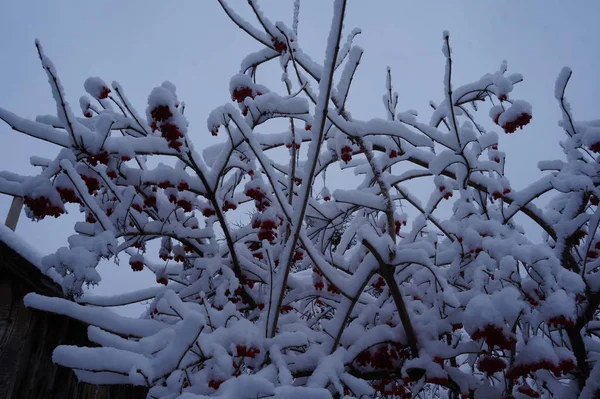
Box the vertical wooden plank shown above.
[4,197,23,231]
[0,241,147,398]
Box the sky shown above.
[0,1,599,314]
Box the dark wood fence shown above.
[0,239,147,399]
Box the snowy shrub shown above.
[1,1,599,398]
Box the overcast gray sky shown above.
[1,1,598,312]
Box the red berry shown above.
[130,260,144,272]
[231,86,254,103]
[98,87,111,99]
[502,112,532,134]
[150,105,173,122]
[477,356,506,374]
[202,207,216,217]
[177,199,192,212]
[271,37,287,53]
[280,305,294,314]
[517,385,540,398]
[156,276,168,286]
[56,187,79,204]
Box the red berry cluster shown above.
[280,305,294,314]
[156,276,168,285]
[177,181,189,192]
[499,113,532,134]
[56,187,80,204]
[517,385,540,398]
[130,259,144,272]
[81,175,100,194]
[98,86,111,100]
[236,345,260,358]
[202,206,216,218]
[24,195,64,219]
[208,380,223,390]
[477,355,507,374]
[161,123,184,151]
[470,324,515,350]
[157,180,173,189]
[373,277,385,289]
[257,225,277,242]
[149,104,184,151]
[231,86,254,103]
[340,146,353,163]
[354,342,410,370]
[327,284,340,294]
[159,248,171,261]
[222,200,237,212]
[245,187,270,212]
[292,249,304,263]
[389,149,398,158]
[395,219,407,235]
[85,151,110,166]
[525,288,545,307]
[271,37,287,53]
[492,188,512,200]
[590,142,600,153]
[285,142,300,151]
[150,105,173,122]
[438,185,453,200]
[177,199,193,212]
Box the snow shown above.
[84,77,110,100]
[0,223,64,284]
[497,99,532,127]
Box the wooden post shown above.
[4,197,23,231]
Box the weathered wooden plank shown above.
[0,239,148,398]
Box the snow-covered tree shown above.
[1,1,599,398]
